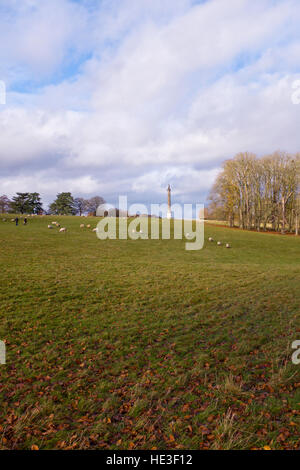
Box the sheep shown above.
[208,237,214,242]
[226,243,231,248]
[217,241,222,246]
[87,224,91,228]
[48,225,53,229]
[92,228,97,232]
[52,221,57,225]
[59,227,66,232]
[80,224,85,228]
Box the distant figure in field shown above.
[24,218,27,225]
[15,217,19,226]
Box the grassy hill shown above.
[0,215,299,449]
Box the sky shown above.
[0,0,300,210]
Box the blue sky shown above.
[0,0,300,209]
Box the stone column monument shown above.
[167,184,172,219]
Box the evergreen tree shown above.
[49,192,76,215]
[10,192,43,214]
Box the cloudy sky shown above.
[0,0,300,209]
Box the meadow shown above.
[0,215,299,450]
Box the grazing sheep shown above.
[208,237,214,242]
[48,225,53,229]
[217,241,222,246]
[11,218,15,222]
[52,221,57,225]
[226,243,231,248]
[80,224,85,228]
[92,228,97,232]
[59,227,66,232]
[87,224,91,228]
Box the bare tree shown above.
[86,196,106,216]
[208,151,300,234]
[74,198,88,216]
[0,195,11,213]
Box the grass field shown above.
[0,215,299,450]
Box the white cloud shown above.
[132,166,219,196]
[0,0,300,207]
[0,172,100,201]
[0,0,89,82]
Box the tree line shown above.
[3,151,300,233]
[208,151,300,234]
[0,192,105,216]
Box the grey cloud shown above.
[0,0,300,208]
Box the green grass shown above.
[0,215,299,450]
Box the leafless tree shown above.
[208,152,300,234]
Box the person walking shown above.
[15,217,19,226]
[24,217,27,225]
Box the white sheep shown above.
[87,224,91,228]
[80,224,85,228]
[59,227,66,232]
[208,237,214,242]
[92,228,97,232]
[52,221,57,225]
[48,225,53,229]
[226,243,231,248]
[217,241,222,246]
